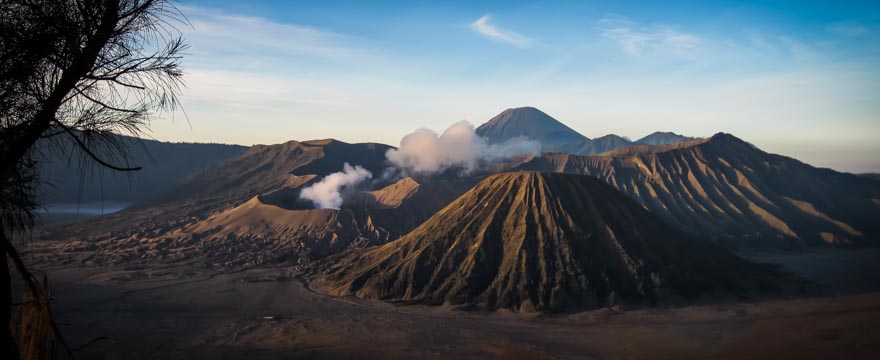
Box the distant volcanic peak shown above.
[633,131,698,146]
[646,131,684,138]
[324,171,777,311]
[497,106,577,130]
[498,106,552,119]
[597,134,628,140]
[597,137,710,157]
[592,134,632,145]
[477,106,587,146]
[578,132,760,157]
[562,134,633,155]
[596,132,751,157]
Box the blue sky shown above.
[151,0,880,173]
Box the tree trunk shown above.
[1,225,20,359]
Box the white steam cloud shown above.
[299,163,372,209]
[386,121,541,175]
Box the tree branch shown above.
[52,120,142,172]
[72,86,140,114]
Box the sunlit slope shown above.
[44,140,470,269]
[324,172,781,311]
[513,133,880,249]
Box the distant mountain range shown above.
[477,107,696,154]
[37,107,694,207]
[322,172,783,311]
[560,134,632,155]
[38,134,247,205]
[636,131,697,146]
[32,107,880,272]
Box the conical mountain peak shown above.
[322,172,780,311]
[476,107,587,151]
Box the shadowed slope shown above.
[513,133,880,249]
[323,172,780,312]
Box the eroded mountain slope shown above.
[35,140,472,269]
[513,133,880,249]
[322,172,782,311]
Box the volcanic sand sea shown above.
[37,248,880,359]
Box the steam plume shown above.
[386,121,540,175]
[299,163,372,209]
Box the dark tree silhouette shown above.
[0,1,187,358]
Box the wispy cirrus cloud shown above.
[596,17,700,55]
[470,15,534,48]
[146,5,879,173]
[825,22,869,37]
[178,5,377,71]
[152,5,391,145]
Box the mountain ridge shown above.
[36,139,476,269]
[511,132,880,249]
[321,172,783,311]
[475,107,697,155]
[38,133,248,205]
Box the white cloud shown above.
[299,163,372,209]
[470,15,534,48]
[178,5,376,71]
[386,121,541,175]
[146,6,878,173]
[183,70,357,108]
[596,17,700,55]
[777,36,820,62]
[153,6,395,145]
[826,23,869,37]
